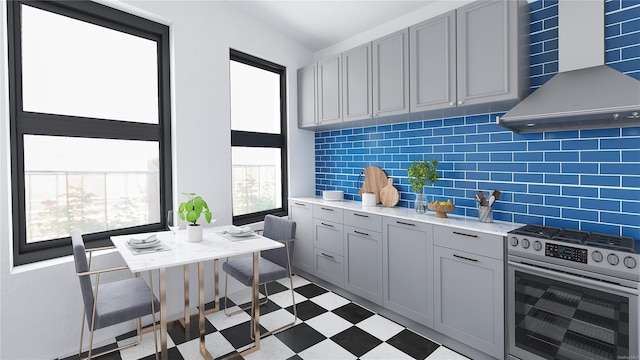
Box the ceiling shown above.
[225,1,435,52]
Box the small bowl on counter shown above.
[322,190,344,201]
[428,202,455,218]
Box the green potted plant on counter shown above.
[407,159,440,213]
[178,192,213,242]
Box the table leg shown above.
[237,252,261,357]
[204,259,220,314]
[159,267,168,360]
[183,264,190,339]
[198,262,215,360]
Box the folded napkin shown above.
[228,226,252,235]
[126,240,170,255]
[129,234,158,245]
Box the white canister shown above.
[362,192,376,207]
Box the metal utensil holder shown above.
[479,206,493,223]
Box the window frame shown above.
[7,0,172,265]
[230,49,288,225]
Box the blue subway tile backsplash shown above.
[313,0,640,239]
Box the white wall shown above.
[0,0,314,358]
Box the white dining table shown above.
[111,226,283,360]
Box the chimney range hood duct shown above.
[497,0,640,134]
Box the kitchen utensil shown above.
[380,178,399,207]
[358,166,388,204]
[492,189,501,200]
[488,195,496,207]
[474,193,482,205]
[477,191,486,206]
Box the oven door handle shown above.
[509,260,639,297]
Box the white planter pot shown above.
[187,224,203,242]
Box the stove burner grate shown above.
[509,224,561,239]
[552,229,590,244]
[584,233,635,252]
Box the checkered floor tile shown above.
[59,275,470,360]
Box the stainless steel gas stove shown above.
[508,224,639,281]
[507,225,639,360]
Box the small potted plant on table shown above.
[407,159,440,213]
[178,192,213,242]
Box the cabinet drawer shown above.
[315,249,344,287]
[313,204,343,223]
[344,210,382,232]
[314,219,343,255]
[433,225,503,260]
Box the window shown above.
[230,50,287,225]
[7,0,172,265]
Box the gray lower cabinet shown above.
[344,210,383,305]
[313,206,344,287]
[297,64,317,128]
[382,217,434,327]
[433,225,504,359]
[342,43,372,122]
[289,201,314,274]
[372,28,409,118]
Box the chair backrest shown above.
[261,215,296,269]
[71,231,96,325]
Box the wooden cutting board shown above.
[358,166,387,204]
[380,178,399,207]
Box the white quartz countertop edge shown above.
[290,197,524,237]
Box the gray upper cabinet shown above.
[317,55,342,125]
[297,64,317,128]
[410,11,457,112]
[456,0,529,106]
[383,217,433,327]
[342,43,373,122]
[373,29,409,118]
[289,201,314,274]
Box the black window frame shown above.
[230,49,288,225]
[7,0,172,265]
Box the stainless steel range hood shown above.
[497,0,640,134]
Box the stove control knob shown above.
[623,256,637,269]
[592,251,603,263]
[607,254,619,266]
[510,236,518,247]
[521,239,530,249]
[533,241,542,251]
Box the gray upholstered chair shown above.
[222,214,297,337]
[72,231,160,360]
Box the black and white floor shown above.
[60,275,470,360]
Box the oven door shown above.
[508,257,639,360]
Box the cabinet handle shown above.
[353,213,369,218]
[321,252,335,260]
[449,102,455,106]
[453,231,478,238]
[320,207,334,211]
[453,254,478,262]
[321,222,334,227]
[458,100,463,105]
[294,202,306,207]
[396,221,415,227]
[354,230,370,236]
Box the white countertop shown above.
[111,226,283,273]
[290,197,524,237]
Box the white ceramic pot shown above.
[187,224,203,242]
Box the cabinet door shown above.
[344,225,383,305]
[410,11,457,112]
[317,55,342,124]
[457,0,516,106]
[297,64,317,128]
[342,43,372,122]
[373,29,409,117]
[434,246,504,359]
[382,218,433,327]
[289,202,314,274]
[313,219,343,255]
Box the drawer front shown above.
[315,249,344,287]
[433,225,503,260]
[314,219,344,255]
[344,210,382,232]
[313,204,343,223]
